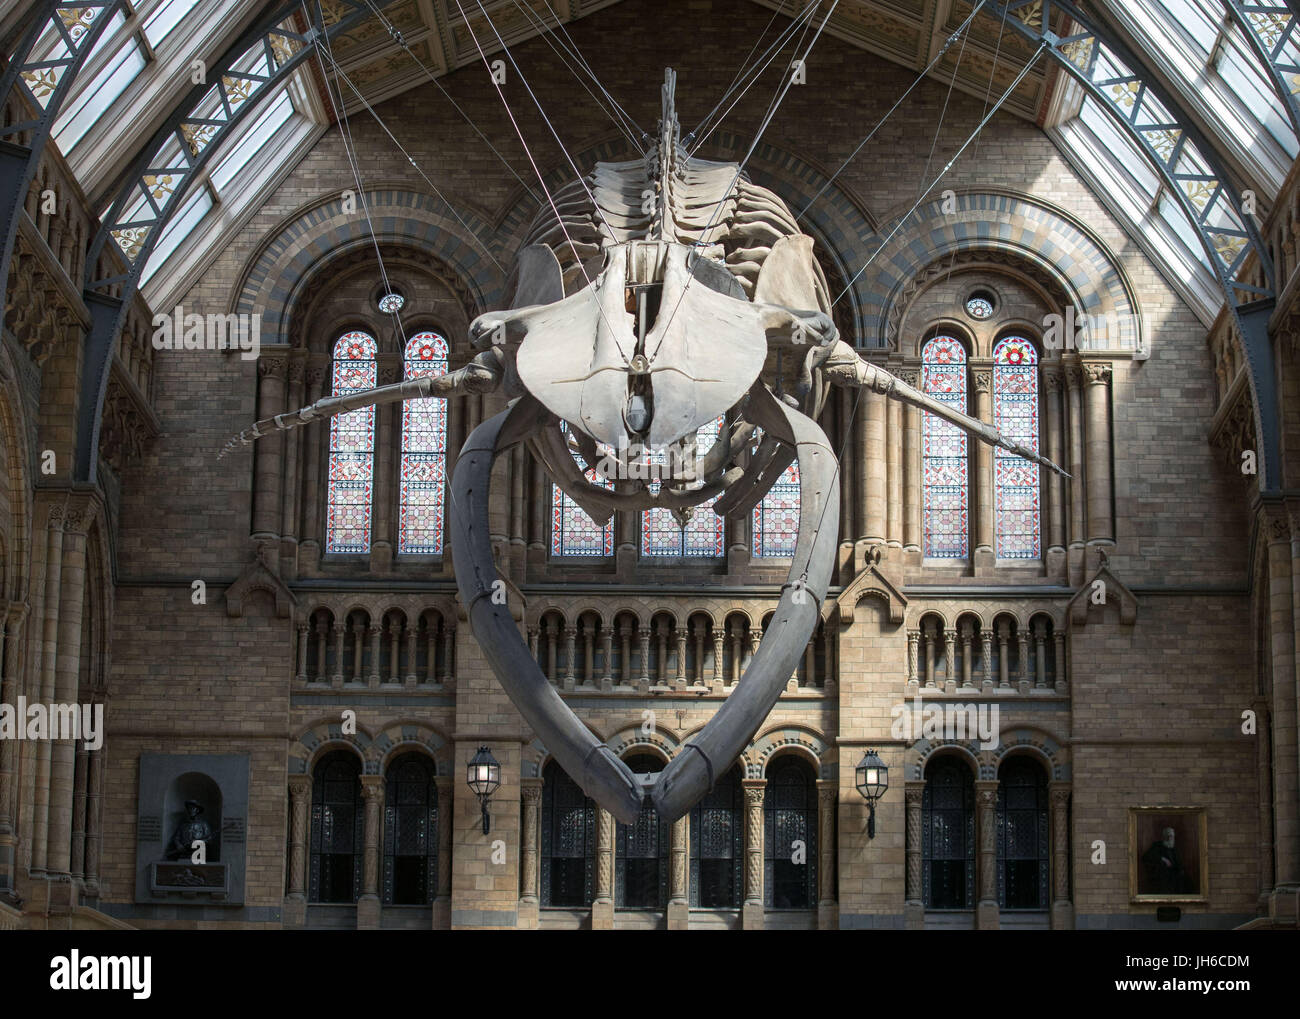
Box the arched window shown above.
[642,416,726,557]
[764,755,817,909]
[552,424,614,556]
[326,331,377,554]
[922,336,969,558]
[541,760,595,907]
[922,756,975,909]
[690,763,742,908]
[992,336,1041,559]
[996,755,1050,910]
[382,752,438,906]
[398,332,448,554]
[616,753,668,909]
[309,750,363,903]
[753,458,800,558]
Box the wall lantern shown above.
[467,745,501,834]
[855,749,888,839]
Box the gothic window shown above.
[325,331,376,554]
[753,458,800,558]
[921,336,969,558]
[993,336,1041,559]
[551,424,614,556]
[541,761,595,907]
[382,753,438,906]
[309,750,363,903]
[996,755,1050,910]
[764,756,817,909]
[922,756,975,910]
[398,332,448,554]
[690,764,743,908]
[616,753,668,909]
[642,416,726,557]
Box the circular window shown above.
[964,291,995,320]
[378,291,405,314]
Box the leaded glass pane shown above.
[551,423,614,556]
[309,751,363,903]
[753,457,800,558]
[326,332,376,553]
[993,337,1040,559]
[399,333,448,554]
[922,336,968,558]
[763,757,817,910]
[996,756,1050,910]
[382,753,438,905]
[541,761,595,907]
[690,765,743,908]
[921,757,975,910]
[642,416,726,557]
[616,754,668,909]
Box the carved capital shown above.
[971,370,992,394]
[1082,362,1112,385]
[259,357,288,380]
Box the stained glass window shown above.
[752,427,800,558]
[551,424,614,556]
[965,293,994,320]
[325,331,376,554]
[922,336,969,558]
[993,337,1041,559]
[641,416,726,557]
[398,332,448,555]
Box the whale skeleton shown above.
[224,69,1066,823]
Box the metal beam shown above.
[0,1,125,320]
[1225,1,1300,138]
[984,0,1284,490]
[73,0,399,483]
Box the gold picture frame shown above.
[1128,806,1209,904]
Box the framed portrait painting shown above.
[1128,806,1208,904]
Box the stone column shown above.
[350,619,364,684]
[600,624,614,691]
[742,780,765,930]
[358,776,383,929]
[975,780,999,930]
[331,620,345,688]
[638,628,651,689]
[906,628,920,689]
[284,775,312,928]
[580,618,594,687]
[1082,363,1114,551]
[367,624,382,689]
[280,358,305,572]
[84,738,103,896]
[943,628,956,694]
[728,622,742,685]
[30,505,65,874]
[973,369,994,567]
[294,621,311,684]
[817,782,837,929]
[923,621,937,688]
[691,620,706,686]
[300,367,325,561]
[1017,628,1031,693]
[904,784,924,929]
[252,357,287,540]
[674,628,688,690]
[667,816,689,929]
[545,620,558,682]
[48,509,88,878]
[1277,510,1300,922]
[434,775,453,926]
[997,621,1011,688]
[712,629,725,691]
[887,390,903,548]
[838,389,855,572]
[519,781,542,929]
[1043,365,1066,574]
[1065,366,1087,585]
[901,370,922,556]
[441,623,456,691]
[404,625,418,687]
[0,606,27,837]
[619,622,632,686]
[70,740,88,881]
[1033,620,1048,688]
[959,621,973,689]
[563,626,577,691]
[1053,631,1067,693]
[1049,783,1074,929]
[592,808,615,929]
[980,630,994,693]
[864,385,886,548]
